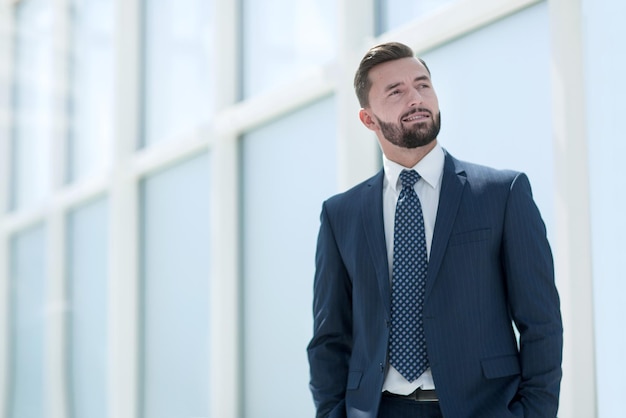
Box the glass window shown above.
[376,0,460,34]
[9,224,46,418]
[583,0,626,415]
[11,0,54,211]
[242,0,337,98]
[67,0,115,183]
[141,0,214,147]
[420,2,554,235]
[1,15,10,131]
[140,152,211,418]
[67,198,109,418]
[241,96,338,418]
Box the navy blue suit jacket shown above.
[307,151,562,418]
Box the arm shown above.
[502,173,563,417]
[307,202,353,418]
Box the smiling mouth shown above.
[402,109,431,123]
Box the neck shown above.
[383,140,437,168]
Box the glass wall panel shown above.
[242,0,337,98]
[583,0,626,415]
[1,14,10,135]
[67,0,115,183]
[141,0,214,147]
[67,198,109,418]
[140,152,211,418]
[11,0,54,210]
[376,0,460,34]
[420,2,555,236]
[241,96,338,418]
[9,224,46,418]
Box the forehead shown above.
[368,57,430,91]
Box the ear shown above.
[359,108,378,132]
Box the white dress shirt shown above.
[381,142,445,395]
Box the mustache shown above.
[401,107,432,120]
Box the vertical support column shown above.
[108,172,139,418]
[0,3,14,413]
[548,0,596,417]
[45,209,68,418]
[0,232,7,418]
[336,0,379,191]
[46,0,70,416]
[109,0,141,417]
[0,2,12,214]
[0,4,14,418]
[208,134,239,418]
[209,0,240,417]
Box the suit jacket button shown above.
[380,363,384,372]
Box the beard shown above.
[375,109,441,149]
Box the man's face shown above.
[361,57,441,149]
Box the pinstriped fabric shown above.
[389,170,429,382]
[308,153,562,418]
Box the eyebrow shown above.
[383,75,431,92]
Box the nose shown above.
[407,87,423,107]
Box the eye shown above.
[388,89,401,96]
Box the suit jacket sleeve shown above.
[307,201,352,418]
[503,173,563,417]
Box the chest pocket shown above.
[448,228,491,247]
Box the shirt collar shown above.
[383,142,445,193]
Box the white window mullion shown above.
[209,0,240,417]
[45,208,68,418]
[109,0,141,417]
[46,0,71,416]
[0,229,8,418]
[108,174,139,418]
[0,3,12,215]
[336,0,379,190]
[548,0,596,417]
[209,134,239,418]
[0,4,12,413]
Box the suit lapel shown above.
[425,152,467,300]
[359,154,467,313]
[361,170,392,317]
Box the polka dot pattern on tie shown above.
[389,169,429,382]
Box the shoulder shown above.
[323,170,384,210]
[445,150,530,191]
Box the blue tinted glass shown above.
[11,0,54,210]
[242,0,337,98]
[67,198,109,418]
[376,0,459,34]
[67,0,115,182]
[583,0,626,415]
[420,3,554,234]
[241,96,338,417]
[10,224,46,418]
[140,152,211,418]
[142,0,214,147]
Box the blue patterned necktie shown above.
[389,169,429,382]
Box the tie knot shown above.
[399,170,420,189]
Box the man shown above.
[307,42,563,418]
